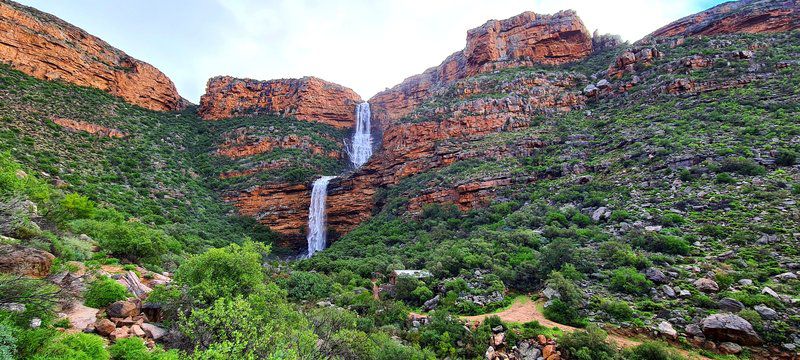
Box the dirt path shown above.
[461,297,709,360]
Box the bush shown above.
[58,193,96,221]
[610,267,652,295]
[623,341,683,360]
[174,241,268,304]
[68,220,172,264]
[34,333,109,360]
[282,271,333,302]
[543,299,586,327]
[108,337,179,360]
[558,325,617,360]
[84,277,129,309]
[719,157,765,176]
[598,299,634,321]
[630,232,690,255]
[715,172,736,184]
[0,324,15,360]
[776,148,797,166]
[659,213,685,226]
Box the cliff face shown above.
[198,76,362,128]
[0,0,184,111]
[370,10,591,131]
[644,0,800,40]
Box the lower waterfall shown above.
[305,176,336,258]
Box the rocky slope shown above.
[0,0,184,111]
[198,75,362,128]
[644,0,800,40]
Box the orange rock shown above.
[543,344,556,358]
[537,334,548,345]
[198,76,362,128]
[52,118,126,138]
[644,0,800,40]
[0,1,184,111]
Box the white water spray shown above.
[347,102,373,168]
[305,176,336,258]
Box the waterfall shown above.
[347,102,373,168]
[305,176,336,258]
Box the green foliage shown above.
[108,337,179,360]
[659,213,686,226]
[174,241,268,305]
[58,193,97,221]
[0,324,15,360]
[542,271,587,327]
[69,219,174,265]
[598,298,634,321]
[715,172,736,184]
[630,231,690,255]
[610,267,653,295]
[33,333,109,360]
[775,148,797,166]
[0,275,58,326]
[179,286,317,359]
[623,341,683,360]
[281,271,333,302]
[558,325,618,360]
[718,156,766,176]
[84,276,129,308]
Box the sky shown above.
[20,0,727,102]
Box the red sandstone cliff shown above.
[0,0,184,111]
[369,10,592,131]
[643,0,800,40]
[198,76,362,128]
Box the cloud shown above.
[21,0,723,102]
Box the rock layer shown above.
[644,0,800,40]
[370,10,591,131]
[198,76,362,128]
[0,0,184,111]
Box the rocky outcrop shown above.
[0,245,54,277]
[52,118,126,138]
[198,76,362,128]
[700,313,763,346]
[216,131,339,159]
[370,10,591,131]
[0,0,184,111]
[644,0,800,40]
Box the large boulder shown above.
[700,313,763,346]
[106,300,138,319]
[693,278,720,293]
[0,245,54,277]
[718,298,745,313]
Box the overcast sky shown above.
[21,0,725,102]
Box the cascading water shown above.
[347,102,373,168]
[305,176,336,258]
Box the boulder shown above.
[107,301,138,319]
[719,342,742,355]
[95,318,116,336]
[693,278,720,293]
[754,304,778,320]
[109,326,130,341]
[700,313,763,346]
[718,298,744,313]
[423,295,440,311]
[645,268,669,284]
[130,324,146,337]
[661,285,676,298]
[0,245,54,277]
[543,344,556,358]
[656,321,677,339]
[140,323,167,340]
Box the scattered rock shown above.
[423,295,440,311]
[107,301,138,319]
[661,285,676,298]
[718,298,744,313]
[95,318,116,336]
[0,303,25,312]
[0,245,55,277]
[656,321,677,339]
[693,278,720,293]
[738,279,753,286]
[754,304,778,320]
[700,313,763,346]
[140,323,166,340]
[29,318,41,328]
[645,268,669,284]
[130,324,146,337]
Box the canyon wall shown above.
[644,0,799,40]
[369,10,592,132]
[0,0,184,111]
[198,76,362,128]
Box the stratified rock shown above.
[693,278,720,293]
[198,76,362,128]
[644,0,800,40]
[700,313,763,346]
[719,298,745,313]
[106,301,138,319]
[0,245,54,277]
[0,1,184,111]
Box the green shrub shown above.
[775,148,798,166]
[84,277,129,308]
[174,241,268,304]
[68,220,172,264]
[630,232,690,255]
[58,193,96,221]
[715,172,736,184]
[108,337,179,360]
[609,210,630,222]
[411,286,434,304]
[282,271,333,302]
[14,328,58,359]
[598,299,634,321]
[558,325,617,360]
[623,341,683,360]
[610,267,653,295]
[719,157,766,176]
[543,299,586,327]
[0,324,15,360]
[34,333,109,360]
[659,213,685,226]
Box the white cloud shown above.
[20,0,720,102]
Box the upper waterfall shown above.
[347,102,373,168]
[305,176,336,258]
